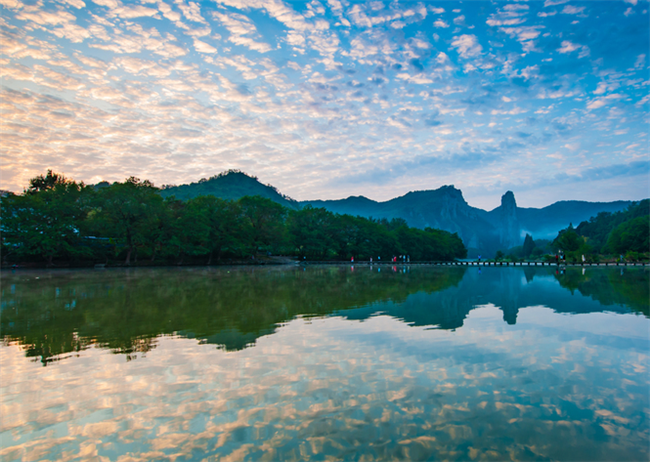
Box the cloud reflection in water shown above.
[1,267,648,461]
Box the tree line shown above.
[1,171,467,266]
[551,199,649,262]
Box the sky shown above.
[0,0,648,209]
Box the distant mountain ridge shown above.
[160,170,298,209]
[160,171,636,256]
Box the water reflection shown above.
[1,266,648,365]
[1,266,649,461]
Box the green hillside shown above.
[575,199,649,253]
[159,170,299,209]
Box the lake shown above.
[1,265,648,461]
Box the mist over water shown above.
[1,266,648,461]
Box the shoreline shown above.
[3,260,647,271]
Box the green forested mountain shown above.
[156,170,637,257]
[7,170,644,262]
[550,199,649,261]
[159,170,299,209]
[2,171,467,266]
[575,199,649,253]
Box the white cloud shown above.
[500,26,543,42]
[193,39,217,53]
[0,0,21,8]
[544,0,569,6]
[213,11,271,53]
[59,0,86,8]
[110,5,158,19]
[16,9,77,26]
[396,73,433,84]
[158,1,181,22]
[633,54,646,70]
[433,19,448,28]
[327,0,343,13]
[264,0,329,32]
[487,17,525,27]
[451,34,482,59]
[486,3,528,27]
[93,0,120,8]
[505,4,528,11]
[175,0,208,24]
[51,22,92,42]
[411,38,430,49]
[636,94,649,106]
[561,5,585,15]
[557,40,589,57]
[587,99,607,110]
[285,30,306,50]
[435,52,449,64]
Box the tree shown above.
[522,233,535,258]
[604,216,649,255]
[237,196,288,256]
[92,177,163,265]
[163,197,211,264]
[576,200,649,253]
[553,225,582,253]
[288,206,335,258]
[2,173,92,265]
[26,170,77,194]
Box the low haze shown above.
[1,0,648,209]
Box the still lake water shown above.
[1,265,648,461]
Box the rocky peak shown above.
[438,185,467,205]
[501,191,517,210]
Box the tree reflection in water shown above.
[1,266,648,365]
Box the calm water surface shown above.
[1,265,649,461]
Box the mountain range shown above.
[160,171,635,257]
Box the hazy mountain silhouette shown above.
[159,171,634,256]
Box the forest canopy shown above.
[1,171,467,266]
[551,199,649,262]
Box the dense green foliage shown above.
[551,200,649,261]
[575,199,649,253]
[2,172,467,266]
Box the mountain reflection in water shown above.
[1,266,647,365]
[1,266,649,462]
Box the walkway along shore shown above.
[299,261,647,267]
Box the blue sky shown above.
[1,0,648,209]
